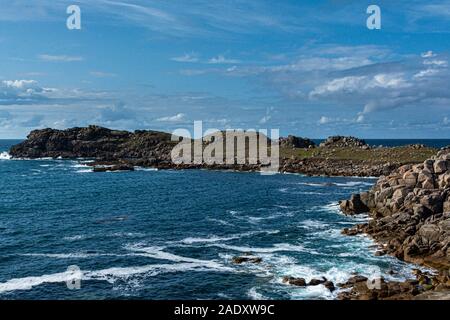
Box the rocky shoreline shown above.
[9,125,436,177]
[9,125,448,300]
[339,149,450,300]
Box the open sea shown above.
[0,139,440,300]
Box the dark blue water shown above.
[313,139,450,148]
[0,140,423,300]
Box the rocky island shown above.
[10,125,436,176]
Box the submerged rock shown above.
[232,256,262,264]
[93,164,135,172]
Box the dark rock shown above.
[308,277,327,286]
[93,164,135,172]
[282,277,307,287]
[324,281,336,292]
[319,136,368,148]
[339,194,369,215]
[280,135,315,149]
[232,256,262,264]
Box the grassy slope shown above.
[280,146,437,164]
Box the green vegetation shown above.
[280,146,437,164]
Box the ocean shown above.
[0,139,431,299]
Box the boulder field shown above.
[339,148,450,299]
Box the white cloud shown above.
[0,79,48,103]
[156,113,186,122]
[310,76,366,97]
[259,115,271,124]
[368,73,410,89]
[318,114,365,125]
[413,68,439,79]
[318,116,331,124]
[356,114,365,123]
[421,51,436,58]
[310,73,410,98]
[38,54,84,62]
[423,59,448,67]
[90,71,117,78]
[171,53,199,63]
[208,55,240,64]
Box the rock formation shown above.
[280,135,315,149]
[10,126,436,177]
[340,148,450,299]
[9,126,176,165]
[320,136,368,149]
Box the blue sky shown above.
[0,0,450,138]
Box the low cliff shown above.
[9,125,176,166]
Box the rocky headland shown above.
[339,149,450,300]
[9,126,436,177]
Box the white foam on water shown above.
[0,270,75,293]
[181,235,241,244]
[247,287,268,300]
[135,167,159,172]
[109,232,145,238]
[334,181,374,187]
[0,152,12,160]
[73,163,93,173]
[20,252,119,259]
[206,218,234,226]
[211,243,315,254]
[298,182,333,187]
[178,230,280,245]
[300,219,330,230]
[297,191,326,195]
[71,163,90,168]
[125,245,232,271]
[63,235,87,241]
[306,202,341,214]
[0,261,232,294]
[246,211,295,224]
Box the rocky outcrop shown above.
[280,135,315,149]
[232,256,262,264]
[341,150,450,269]
[337,270,450,300]
[320,136,368,149]
[10,126,434,177]
[339,194,369,214]
[282,276,335,292]
[280,157,398,177]
[9,125,176,165]
[339,148,450,299]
